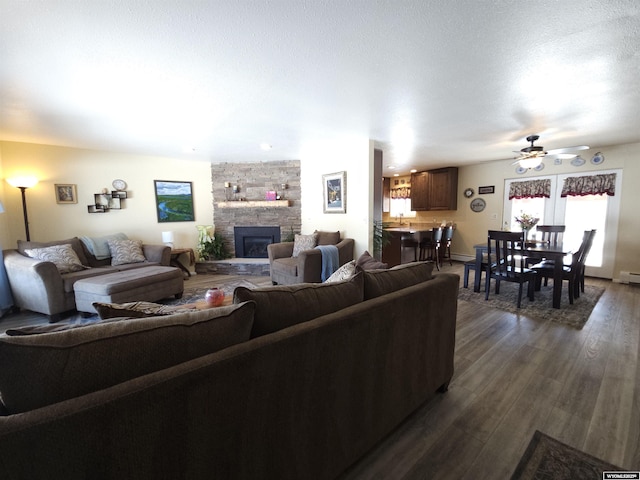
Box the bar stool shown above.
[419,228,443,270]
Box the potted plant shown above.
[373,220,392,260]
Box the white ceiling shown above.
[1,0,639,174]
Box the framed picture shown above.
[54,184,77,204]
[478,185,495,195]
[154,180,195,223]
[322,171,346,214]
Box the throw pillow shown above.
[314,230,341,245]
[356,250,388,270]
[18,237,90,266]
[23,243,89,274]
[234,271,364,337]
[0,301,256,414]
[108,239,146,266]
[292,233,318,257]
[362,261,435,299]
[93,301,194,319]
[324,260,356,283]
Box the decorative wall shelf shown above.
[217,200,290,208]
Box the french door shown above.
[504,169,622,279]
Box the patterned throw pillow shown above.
[292,233,318,257]
[93,301,193,319]
[24,243,88,274]
[107,239,146,266]
[324,260,356,283]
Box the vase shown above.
[205,288,225,307]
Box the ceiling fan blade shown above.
[546,145,589,154]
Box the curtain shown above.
[508,179,552,200]
[561,173,617,197]
[391,186,411,199]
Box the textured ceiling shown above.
[1,0,639,174]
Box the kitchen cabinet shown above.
[410,171,429,210]
[410,167,458,211]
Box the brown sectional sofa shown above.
[0,262,459,480]
[3,236,179,321]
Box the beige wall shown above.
[0,141,213,252]
[300,137,374,258]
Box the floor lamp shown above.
[6,176,38,241]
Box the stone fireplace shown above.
[234,226,281,258]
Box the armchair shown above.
[267,231,354,285]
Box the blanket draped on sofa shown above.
[314,244,339,281]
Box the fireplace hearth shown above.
[234,226,281,258]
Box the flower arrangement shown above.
[514,212,540,231]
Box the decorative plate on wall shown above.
[515,165,527,175]
[571,156,586,167]
[470,198,486,213]
[464,187,474,198]
[591,152,605,165]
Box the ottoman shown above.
[74,266,184,314]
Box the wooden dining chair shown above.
[419,227,443,270]
[527,225,567,270]
[485,230,536,308]
[531,230,596,304]
[536,225,566,245]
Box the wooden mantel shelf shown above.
[217,200,290,208]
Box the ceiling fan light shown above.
[518,157,543,169]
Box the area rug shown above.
[458,281,604,329]
[510,430,623,479]
[161,279,258,306]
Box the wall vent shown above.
[629,273,640,285]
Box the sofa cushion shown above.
[234,271,364,338]
[356,250,388,270]
[325,260,356,283]
[108,239,146,266]
[93,301,194,319]
[0,302,255,414]
[314,230,341,245]
[363,261,435,299]
[18,237,89,266]
[23,243,89,274]
[292,233,318,257]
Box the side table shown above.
[170,248,195,278]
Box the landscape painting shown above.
[154,180,195,223]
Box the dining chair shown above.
[531,230,596,304]
[526,225,567,270]
[536,225,566,245]
[485,230,536,308]
[441,225,454,266]
[419,227,443,270]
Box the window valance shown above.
[561,173,616,197]
[391,186,411,199]
[508,179,551,200]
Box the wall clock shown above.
[463,188,474,198]
[470,198,486,213]
[591,152,605,165]
[112,179,127,191]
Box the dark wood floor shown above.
[1,264,638,478]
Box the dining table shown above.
[472,241,572,309]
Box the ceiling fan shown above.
[513,135,589,169]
